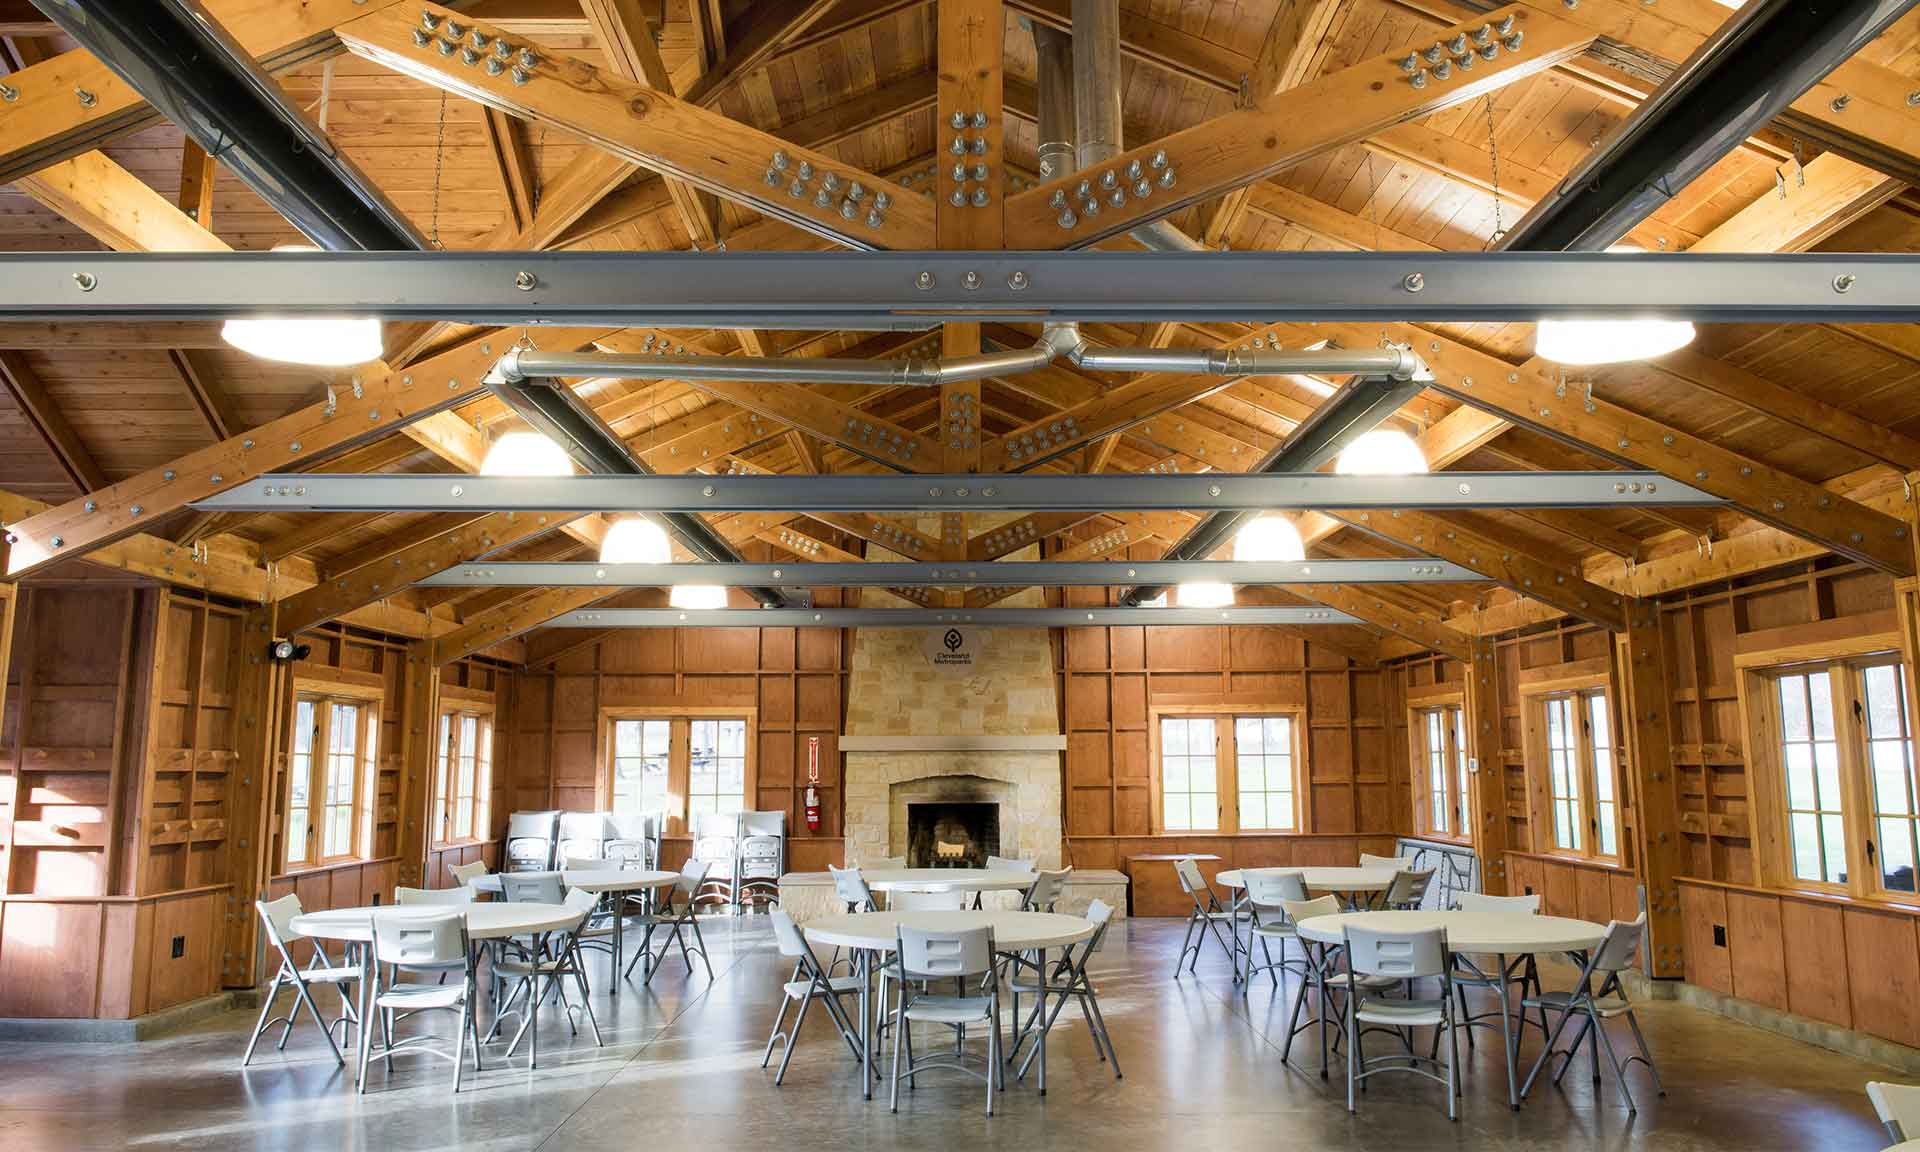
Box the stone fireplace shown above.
[906,799,999,868]
[840,624,1065,868]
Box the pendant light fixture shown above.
[1334,429,1428,476]
[479,431,575,477]
[668,585,729,610]
[220,245,382,366]
[1232,515,1306,563]
[1534,246,1695,366]
[599,517,671,565]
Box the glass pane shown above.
[1164,795,1189,831]
[1880,818,1917,893]
[1779,676,1810,741]
[1810,671,1835,741]
[1163,717,1188,756]
[1815,743,1843,810]
[1273,794,1295,830]
[615,720,639,758]
[1823,813,1848,883]
[1547,700,1565,743]
[289,754,311,807]
[1588,694,1611,752]
[1791,812,1822,880]
[1238,756,1265,793]
[293,700,315,757]
[1236,717,1261,754]
[1189,791,1218,831]
[1163,757,1189,794]
[1189,756,1216,793]
[1786,744,1816,809]
[690,769,717,798]
[720,719,746,758]
[286,810,308,864]
[1239,794,1265,831]
[1564,800,1583,851]
[643,720,669,755]
[1597,800,1618,858]
[721,761,746,797]
[454,797,473,841]
[1875,741,1913,815]
[1867,664,1902,736]
[1552,803,1571,850]
[1265,717,1290,754]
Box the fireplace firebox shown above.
[906,802,1000,868]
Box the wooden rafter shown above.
[0,350,106,494]
[163,349,240,443]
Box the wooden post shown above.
[1464,644,1509,894]
[397,641,442,889]
[222,606,286,988]
[1622,605,1686,978]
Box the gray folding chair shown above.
[825,864,877,975]
[1867,1081,1920,1144]
[1008,897,1121,1083]
[1521,912,1664,1111]
[448,860,489,888]
[1241,868,1311,994]
[359,910,480,1094]
[627,857,713,982]
[504,810,560,872]
[1020,866,1072,912]
[888,924,1002,1116]
[392,885,474,984]
[487,887,602,1067]
[1376,867,1436,910]
[1449,892,1548,1054]
[761,909,864,1085]
[1171,857,1236,977]
[603,810,661,871]
[1343,924,1459,1120]
[556,811,611,863]
[241,894,359,1067]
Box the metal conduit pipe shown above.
[33,0,425,252]
[1497,0,1919,251]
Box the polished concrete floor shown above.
[0,916,1894,1151]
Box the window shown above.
[284,689,377,868]
[432,710,493,847]
[1155,712,1301,833]
[1753,655,1920,899]
[1524,686,1618,862]
[603,711,754,832]
[1416,705,1468,840]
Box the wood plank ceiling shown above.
[0,0,1918,657]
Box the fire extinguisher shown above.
[804,735,822,832]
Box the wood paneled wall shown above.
[1054,620,1402,878]
[510,624,848,873]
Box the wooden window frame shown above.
[284,672,383,873]
[1736,617,1919,906]
[431,687,495,849]
[1406,682,1469,846]
[1517,658,1621,865]
[598,706,758,837]
[1147,704,1306,835]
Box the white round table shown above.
[292,901,578,942]
[856,868,1038,898]
[1293,909,1610,1109]
[467,871,678,991]
[1215,866,1400,894]
[803,910,1096,1098]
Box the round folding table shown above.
[468,869,678,989]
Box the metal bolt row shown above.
[945,110,996,208]
[1402,19,1522,88]
[843,417,918,459]
[946,390,976,451]
[768,149,893,227]
[1005,415,1080,462]
[1050,150,1173,229]
[419,10,537,83]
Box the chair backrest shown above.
[256,893,304,952]
[1172,857,1208,895]
[770,908,810,959]
[372,910,466,969]
[1242,868,1310,909]
[505,810,560,870]
[563,886,600,921]
[1455,892,1540,915]
[603,811,660,869]
[557,811,611,861]
[1593,913,1647,974]
[448,860,489,886]
[693,809,741,841]
[740,809,785,837]
[395,885,472,906]
[1280,894,1340,926]
[1082,898,1116,953]
[896,925,994,980]
[986,855,1035,872]
[564,855,604,872]
[1866,1081,1920,1141]
[674,857,712,897]
[828,864,874,909]
[1359,853,1414,871]
[499,871,565,904]
[891,889,966,912]
[1383,868,1436,907]
[1344,924,1447,980]
[1023,866,1072,910]
[507,809,560,839]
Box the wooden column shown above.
[1464,645,1509,894]
[397,641,442,889]
[221,607,286,988]
[1622,605,1686,978]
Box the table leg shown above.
[1316,943,1330,1079]
[354,940,375,1091]
[860,949,874,1100]
[1035,946,1048,1096]
[610,894,622,998]
[1495,952,1518,1110]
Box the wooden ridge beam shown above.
[432,586,615,664]
[0,350,106,494]
[279,509,585,636]
[1002,4,1594,248]
[14,150,230,254]
[339,3,934,251]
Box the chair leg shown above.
[1173,916,1196,979]
[1622,1007,1665,1096]
[1086,990,1121,1079]
[453,998,468,1094]
[888,985,904,1113]
[986,1003,998,1118]
[1521,1002,1579,1099]
[572,952,604,1047]
[1345,995,1359,1114]
[241,972,287,1067]
[776,993,813,1087]
[289,975,347,1066]
[1591,1007,1635,1113]
[686,914,715,979]
[1446,1012,1459,1122]
[762,994,793,1069]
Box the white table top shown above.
[291,902,579,942]
[856,868,1038,893]
[1294,909,1610,954]
[468,868,677,894]
[803,909,1095,951]
[1215,866,1400,893]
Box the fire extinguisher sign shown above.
[804,736,822,831]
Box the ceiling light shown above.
[1334,429,1428,476]
[480,432,574,477]
[669,584,729,610]
[219,245,381,366]
[1534,318,1696,365]
[1174,582,1234,608]
[1233,515,1306,563]
[599,518,671,565]
[1138,591,1168,608]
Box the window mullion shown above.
[312,699,332,860]
[1220,714,1238,835]
[1835,662,1877,898]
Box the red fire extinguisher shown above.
[804,736,822,832]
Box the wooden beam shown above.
[678,2,840,106]
[432,586,615,664]
[176,140,216,228]
[279,509,584,636]
[1687,152,1902,254]
[14,150,230,253]
[259,512,393,564]
[1622,609,1686,977]
[936,1,1002,486]
[479,108,537,232]
[1247,0,1345,99]
[1652,347,1920,473]
[986,370,1244,470]
[1002,4,1594,248]
[164,349,241,443]
[786,430,823,474]
[1243,181,1439,252]
[0,350,106,493]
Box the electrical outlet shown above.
[1712,924,1727,948]
[171,935,185,959]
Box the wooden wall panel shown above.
[1844,907,1920,1048]
[1725,889,1787,1012]
[1680,882,1732,995]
